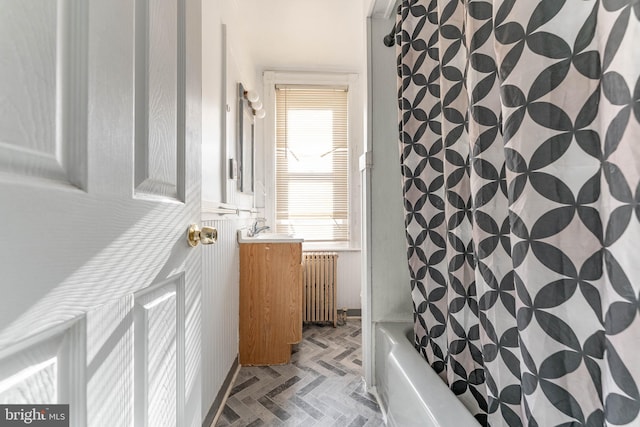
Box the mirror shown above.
[237,83,254,194]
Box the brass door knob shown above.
[187,224,218,247]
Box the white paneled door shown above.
[0,1,202,426]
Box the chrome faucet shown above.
[248,218,270,237]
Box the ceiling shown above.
[235,0,375,73]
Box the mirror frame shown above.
[237,82,254,194]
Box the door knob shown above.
[187,224,218,247]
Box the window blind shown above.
[275,85,349,242]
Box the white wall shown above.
[336,251,363,310]
[362,10,413,387]
[202,0,259,210]
[200,0,261,421]
[201,0,223,203]
[368,16,412,324]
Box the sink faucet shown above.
[248,218,270,237]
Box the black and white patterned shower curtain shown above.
[396,0,640,425]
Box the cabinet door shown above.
[239,243,302,365]
[264,243,302,346]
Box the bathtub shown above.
[375,322,480,427]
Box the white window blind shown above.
[275,85,349,242]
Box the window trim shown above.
[263,71,362,250]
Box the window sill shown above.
[302,241,361,252]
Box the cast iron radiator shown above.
[302,252,338,327]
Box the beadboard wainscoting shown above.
[201,217,252,424]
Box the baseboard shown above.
[346,308,361,317]
[203,356,239,427]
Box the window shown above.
[275,85,349,242]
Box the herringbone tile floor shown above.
[216,319,385,427]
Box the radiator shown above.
[302,252,338,327]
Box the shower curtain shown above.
[396,0,640,426]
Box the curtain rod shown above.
[383,23,396,47]
[383,4,400,47]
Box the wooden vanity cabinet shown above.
[239,242,302,365]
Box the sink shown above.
[251,233,298,240]
[237,229,304,244]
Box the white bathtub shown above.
[375,322,480,427]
